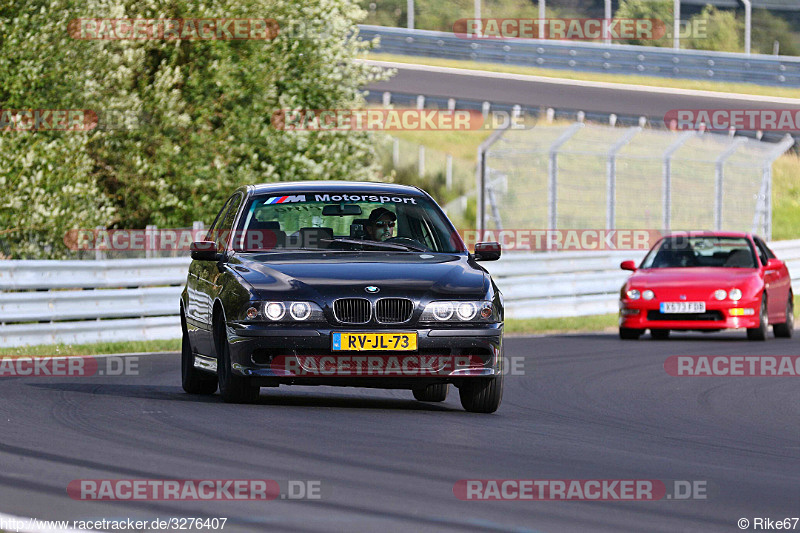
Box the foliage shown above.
[614,0,673,47]
[685,5,741,53]
[0,0,389,258]
[751,8,799,56]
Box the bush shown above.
[0,0,390,258]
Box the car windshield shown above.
[640,236,757,269]
[231,192,465,253]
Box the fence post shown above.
[382,91,391,107]
[758,134,796,239]
[714,138,747,231]
[662,131,694,232]
[145,224,157,259]
[476,125,512,234]
[192,220,205,243]
[446,154,453,190]
[416,95,425,110]
[418,145,425,176]
[392,138,400,167]
[547,123,584,230]
[95,226,105,261]
[606,127,641,230]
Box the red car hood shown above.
[630,268,760,289]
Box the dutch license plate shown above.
[660,302,706,314]
[332,332,417,351]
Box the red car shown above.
[618,232,793,340]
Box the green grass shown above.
[771,152,800,241]
[505,314,618,335]
[369,53,800,100]
[0,339,180,357]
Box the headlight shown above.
[243,301,324,322]
[265,302,285,320]
[421,301,497,323]
[714,289,727,301]
[642,290,655,300]
[626,289,640,300]
[456,302,478,320]
[728,288,742,301]
[290,302,312,320]
[432,302,454,321]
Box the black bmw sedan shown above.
[180,182,504,413]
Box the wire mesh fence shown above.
[477,123,793,241]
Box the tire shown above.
[216,320,260,404]
[412,384,448,402]
[747,297,769,341]
[773,296,794,338]
[650,329,670,340]
[619,327,643,340]
[181,315,217,395]
[459,376,503,413]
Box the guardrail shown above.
[0,258,190,347]
[360,25,800,87]
[2,241,799,346]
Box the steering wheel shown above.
[385,236,429,251]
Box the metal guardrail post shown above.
[446,154,453,190]
[606,127,641,230]
[662,131,694,232]
[547,123,584,230]
[714,138,747,231]
[476,125,512,234]
[758,134,796,239]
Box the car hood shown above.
[629,267,760,288]
[230,252,487,300]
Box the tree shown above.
[685,5,741,53]
[0,0,389,258]
[751,8,799,56]
[614,0,673,47]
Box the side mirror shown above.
[765,258,784,271]
[474,242,501,261]
[190,241,221,261]
[620,260,637,271]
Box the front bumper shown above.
[618,299,760,330]
[223,322,503,387]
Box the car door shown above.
[755,237,790,320]
[194,193,243,354]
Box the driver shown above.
[365,207,396,242]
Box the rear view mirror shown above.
[190,241,220,261]
[620,260,637,271]
[474,242,501,261]
[322,204,362,216]
[765,258,784,271]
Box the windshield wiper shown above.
[320,237,427,252]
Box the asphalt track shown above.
[1,332,798,532]
[365,61,800,119]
